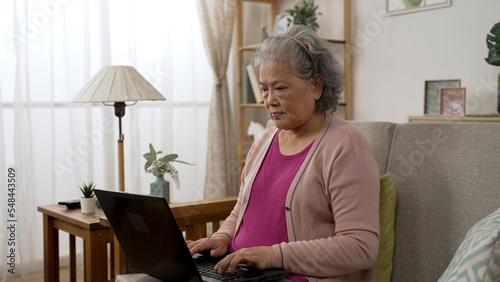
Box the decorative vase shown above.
[80,197,96,214]
[151,174,170,203]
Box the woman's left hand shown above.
[214,246,275,274]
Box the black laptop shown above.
[94,189,288,282]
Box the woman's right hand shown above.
[187,236,230,258]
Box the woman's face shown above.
[260,61,322,131]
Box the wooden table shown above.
[38,204,114,282]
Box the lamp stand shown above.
[117,133,125,192]
[114,102,126,192]
[112,102,135,274]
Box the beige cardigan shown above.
[214,113,380,281]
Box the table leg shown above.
[43,214,59,282]
[114,235,128,276]
[69,234,76,282]
[109,241,115,279]
[84,229,109,282]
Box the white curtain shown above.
[196,0,238,199]
[0,0,212,279]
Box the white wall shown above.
[351,0,500,122]
[243,1,500,123]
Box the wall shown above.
[253,1,500,123]
[351,0,500,122]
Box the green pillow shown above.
[438,207,500,282]
[377,174,396,282]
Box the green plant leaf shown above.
[143,153,154,170]
[167,166,181,190]
[485,22,500,66]
[149,143,157,157]
[79,181,95,198]
[283,0,320,31]
[490,22,500,36]
[486,50,500,66]
[143,143,158,170]
[487,34,500,50]
[158,154,178,164]
[172,159,194,166]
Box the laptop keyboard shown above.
[195,255,261,281]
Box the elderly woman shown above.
[189,25,380,281]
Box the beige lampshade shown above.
[72,66,166,103]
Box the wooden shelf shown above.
[238,44,260,52]
[235,0,352,177]
[236,0,277,177]
[239,103,265,108]
[408,115,500,123]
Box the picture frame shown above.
[424,79,461,115]
[439,87,466,116]
[386,0,451,16]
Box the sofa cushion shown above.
[438,207,500,282]
[386,123,500,281]
[377,174,396,282]
[349,122,396,175]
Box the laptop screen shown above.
[95,189,202,281]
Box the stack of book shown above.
[241,63,263,104]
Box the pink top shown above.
[230,130,312,252]
[230,130,312,282]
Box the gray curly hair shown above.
[252,25,344,113]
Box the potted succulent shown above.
[485,21,500,113]
[143,143,193,202]
[282,0,322,31]
[79,181,96,214]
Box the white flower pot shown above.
[80,197,96,214]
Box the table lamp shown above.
[72,66,166,191]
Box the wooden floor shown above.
[6,267,84,282]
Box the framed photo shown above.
[386,0,451,16]
[424,79,461,114]
[440,87,466,116]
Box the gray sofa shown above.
[351,121,500,281]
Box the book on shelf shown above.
[245,63,264,103]
[241,64,256,104]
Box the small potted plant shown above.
[282,0,322,31]
[79,181,96,214]
[143,143,193,202]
